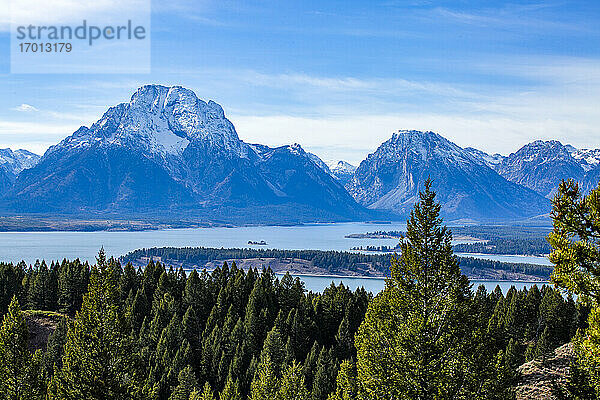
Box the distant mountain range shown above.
[1,84,598,224]
[492,141,600,198]
[345,131,550,220]
[1,85,366,223]
[0,148,40,192]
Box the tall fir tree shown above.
[48,253,141,400]
[189,382,215,400]
[278,361,309,400]
[0,296,43,400]
[328,360,357,400]
[0,297,44,400]
[354,178,473,399]
[548,179,600,396]
[250,356,279,400]
[219,376,242,400]
[169,365,199,400]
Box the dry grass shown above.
[23,310,67,352]
[516,342,574,400]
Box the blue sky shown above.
[0,0,599,164]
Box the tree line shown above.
[453,237,552,256]
[122,246,553,280]
[0,178,598,399]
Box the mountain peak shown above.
[497,140,585,198]
[389,129,438,142]
[0,148,40,175]
[374,129,476,167]
[48,85,243,158]
[348,130,549,219]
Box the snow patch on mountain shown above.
[46,85,248,159]
[0,148,40,175]
[496,140,600,198]
[328,161,357,175]
[572,148,600,172]
[464,147,505,168]
[307,152,332,174]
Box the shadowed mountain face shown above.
[2,86,595,224]
[496,140,585,198]
[346,130,551,220]
[493,140,600,198]
[2,85,368,222]
[0,148,40,192]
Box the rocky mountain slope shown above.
[328,161,357,187]
[464,147,504,168]
[496,141,584,198]
[346,130,550,220]
[2,85,367,222]
[516,343,574,400]
[0,148,40,191]
[493,140,600,198]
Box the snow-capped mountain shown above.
[307,152,332,175]
[572,148,600,172]
[327,161,357,187]
[0,148,40,175]
[346,130,550,220]
[305,155,357,187]
[3,85,367,222]
[464,147,504,168]
[0,148,40,191]
[496,140,600,198]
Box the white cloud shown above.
[11,103,38,112]
[226,56,600,163]
[0,120,77,154]
[232,111,600,165]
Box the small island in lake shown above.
[248,240,268,245]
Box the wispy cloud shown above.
[0,120,78,154]
[11,103,38,112]
[227,56,600,162]
[429,3,589,32]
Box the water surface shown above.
[275,273,544,294]
[0,222,406,265]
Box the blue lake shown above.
[0,222,551,293]
[454,252,551,266]
[0,222,407,264]
[274,274,542,294]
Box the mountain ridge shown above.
[2,85,368,223]
[346,130,551,220]
[1,85,598,224]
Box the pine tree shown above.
[311,347,338,400]
[482,350,516,400]
[354,179,473,399]
[0,296,43,399]
[536,326,551,365]
[334,315,353,361]
[41,316,69,378]
[219,376,242,400]
[250,356,279,400]
[328,360,357,400]
[170,365,199,400]
[48,254,140,400]
[0,263,24,314]
[548,180,600,393]
[278,361,309,400]
[189,382,215,400]
[260,326,285,375]
[303,341,321,390]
